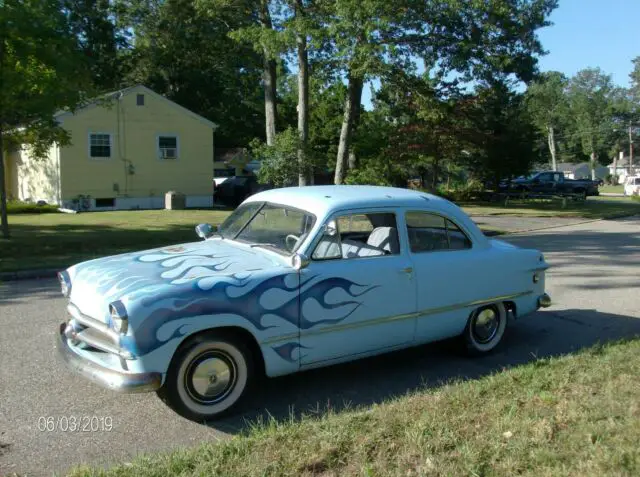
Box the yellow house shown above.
[4,85,217,210]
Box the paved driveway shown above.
[1,216,639,476]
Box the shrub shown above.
[6,200,59,214]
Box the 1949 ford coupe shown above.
[56,186,551,421]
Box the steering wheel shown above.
[285,234,301,251]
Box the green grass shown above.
[69,339,640,477]
[0,209,231,273]
[460,196,640,219]
[599,185,624,194]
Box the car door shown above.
[404,211,484,343]
[298,209,417,365]
[532,172,553,193]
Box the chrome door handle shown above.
[399,267,413,274]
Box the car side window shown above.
[538,173,552,182]
[312,212,400,260]
[405,212,471,253]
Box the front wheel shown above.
[463,303,507,355]
[157,332,254,421]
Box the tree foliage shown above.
[0,0,92,237]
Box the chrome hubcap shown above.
[186,352,236,404]
[473,308,499,344]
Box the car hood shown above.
[66,239,287,324]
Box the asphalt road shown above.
[1,216,639,476]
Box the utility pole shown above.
[630,123,634,174]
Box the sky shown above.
[362,0,640,109]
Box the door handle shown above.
[399,267,413,274]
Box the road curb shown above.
[0,268,59,282]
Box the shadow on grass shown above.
[0,222,204,273]
[213,308,640,434]
[460,197,640,219]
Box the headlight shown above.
[58,271,72,297]
[109,301,128,334]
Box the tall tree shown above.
[566,68,616,180]
[525,71,569,171]
[0,0,90,238]
[259,0,278,146]
[326,0,558,184]
[294,0,310,185]
[125,0,265,147]
[63,0,125,91]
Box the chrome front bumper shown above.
[56,323,162,393]
[538,293,552,308]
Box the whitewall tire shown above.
[158,333,254,421]
[464,303,507,355]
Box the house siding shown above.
[14,144,61,204]
[3,150,21,199]
[57,86,214,209]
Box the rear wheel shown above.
[157,332,254,421]
[463,303,507,355]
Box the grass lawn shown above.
[0,209,232,273]
[460,196,640,219]
[69,338,640,477]
[599,185,624,194]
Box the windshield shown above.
[219,202,316,255]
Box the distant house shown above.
[607,156,640,184]
[3,85,218,210]
[551,162,608,180]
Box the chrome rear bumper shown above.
[56,323,161,393]
[538,293,552,308]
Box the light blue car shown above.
[56,185,551,421]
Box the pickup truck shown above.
[499,171,600,197]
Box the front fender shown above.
[127,312,300,380]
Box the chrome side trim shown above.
[260,291,533,344]
[56,323,161,393]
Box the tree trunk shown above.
[548,125,557,171]
[0,127,9,239]
[334,73,364,184]
[260,0,277,146]
[296,0,309,186]
[590,151,596,180]
[347,79,364,171]
[630,124,634,174]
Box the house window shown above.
[158,135,178,160]
[89,133,111,158]
[136,94,145,106]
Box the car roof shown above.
[246,185,443,213]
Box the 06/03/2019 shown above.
[37,416,113,432]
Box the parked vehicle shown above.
[213,175,269,207]
[499,171,600,197]
[56,186,551,421]
[623,176,640,196]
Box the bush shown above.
[435,179,486,202]
[6,200,59,214]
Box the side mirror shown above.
[195,223,217,239]
[292,252,310,270]
[324,220,338,237]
